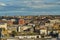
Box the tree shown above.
[0,28,2,38]
[11,31,17,37]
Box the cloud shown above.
[20,0,60,8]
[26,2,58,8]
[12,0,59,8]
[56,1,60,4]
[0,0,60,16]
[3,0,60,8]
[0,2,7,6]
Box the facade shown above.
[19,19,25,25]
[7,38,19,40]
[7,20,13,26]
[7,26,18,33]
[17,26,21,32]
[17,25,33,32]
[49,19,60,23]
[0,23,7,30]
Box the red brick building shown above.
[19,19,25,25]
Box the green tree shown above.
[11,31,17,37]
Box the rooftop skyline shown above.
[0,0,60,16]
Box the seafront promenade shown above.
[1,36,60,40]
[1,38,60,40]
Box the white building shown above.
[2,19,7,21]
[49,19,60,23]
[11,19,16,22]
[17,26,32,32]
[7,38,19,40]
[15,35,41,39]
[0,23,7,30]
[40,29,47,35]
[45,23,53,27]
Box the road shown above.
[19,38,59,40]
[2,38,60,40]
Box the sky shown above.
[0,0,60,16]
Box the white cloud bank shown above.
[3,0,60,8]
[15,0,60,8]
[0,2,7,6]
